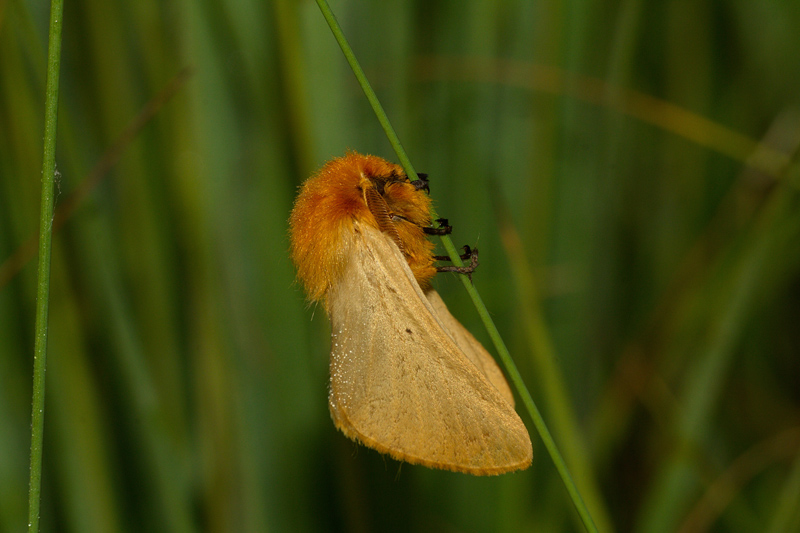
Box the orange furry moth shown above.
[289,152,532,475]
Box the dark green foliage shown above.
[2,1,800,531]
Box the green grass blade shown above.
[495,195,614,532]
[28,0,65,530]
[313,1,598,531]
[637,165,800,532]
[768,444,800,533]
[313,0,419,180]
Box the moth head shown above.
[366,169,432,230]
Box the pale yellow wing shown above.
[327,222,531,475]
[425,290,515,406]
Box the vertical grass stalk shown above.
[28,0,65,530]
[313,1,598,531]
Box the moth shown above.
[289,152,532,475]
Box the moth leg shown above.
[434,244,472,262]
[435,246,479,279]
[410,172,430,194]
[423,218,452,235]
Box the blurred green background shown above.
[2,0,800,531]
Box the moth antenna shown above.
[364,186,405,254]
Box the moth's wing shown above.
[425,290,515,406]
[327,222,531,475]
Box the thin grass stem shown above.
[28,0,65,530]
[313,1,598,531]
